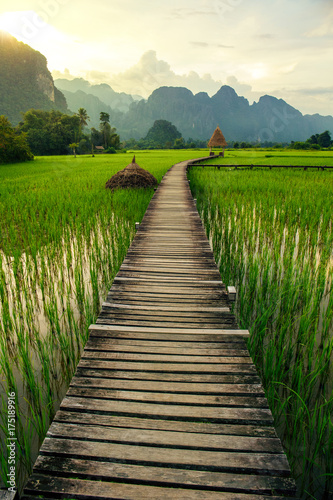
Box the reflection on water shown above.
[0,218,134,493]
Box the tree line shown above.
[0,108,122,163]
[1,109,332,164]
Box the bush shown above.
[105,147,117,154]
[0,115,34,164]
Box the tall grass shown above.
[188,165,333,499]
[0,151,205,492]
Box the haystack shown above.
[208,125,227,156]
[105,156,158,190]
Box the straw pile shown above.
[105,156,158,190]
[208,126,227,148]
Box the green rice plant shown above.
[189,164,333,499]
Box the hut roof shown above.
[208,126,227,148]
[105,156,158,190]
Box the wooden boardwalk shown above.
[22,159,297,499]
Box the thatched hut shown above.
[208,126,227,156]
[105,156,158,190]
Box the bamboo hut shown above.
[105,156,158,190]
[208,126,227,156]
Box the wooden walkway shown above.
[22,159,297,499]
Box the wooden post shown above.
[227,286,237,302]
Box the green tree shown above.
[69,142,79,158]
[145,120,182,148]
[173,137,185,149]
[100,112,110,148]
[317,130,332,148]
[76,108,89,138]
[18,109,80,155]
[0,115,33,163]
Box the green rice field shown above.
[204,148,333,166]
[1,148,332,497]
[188,153,333,499]
[0,150,205,493]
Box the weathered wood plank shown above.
[84,339,250,356]
[32,456,297,495]
[88,329,248,342]
[40,438,290,474]
[60,397,274,423]
[69,377,265,395]
[77,359,257,374]
[47,422,283,452]
[23,474,296,500]
[81,350,252,364]
[53,410,277,436]
[88,324,250,337]
[66,386,269,408]
[102,302,230,312]
[75,368,260,384]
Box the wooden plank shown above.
[96,318,238,329]
[84,339,250,356]
[88,329,248,343]
[69,377,265,395]
[88,324,250,337]
[39,438,290,474]
[47,422,282,452]
[53,410,277,437]
[83,337,247,348]
[77,359,256,374]
[102,301,230,312]
[32,456,297,495]
[75,368,260,384]
[60,397,274,423]
[66,386,269,408]
[81,350,252,364]
[23,474,296,500]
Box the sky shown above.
[0,0,332,115]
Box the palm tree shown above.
[100,112,110,148]
[69,142,79,158]
[76,108,89,138]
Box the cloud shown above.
[52,68,77,80]
[190,41,234,49]
[52,50,265,105]
[103,50,224,97]
[257,33,275,39]
[169,8,216,20]
[306,7,333,36]
[226,75,252,94]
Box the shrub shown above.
[0,115,33,164]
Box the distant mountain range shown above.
[56,78,333,144]
[113,86,333,143]
[1,32,332,143]
[54,78,142,125]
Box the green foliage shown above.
[18,109,80,155]
[76,107,89,138]
[317,130,332,148]
[144,119,182,148]
[0,115,33,164]
[291,130,332,150]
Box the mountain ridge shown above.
[0,31,68,125]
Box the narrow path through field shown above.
[22,159,297,499]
